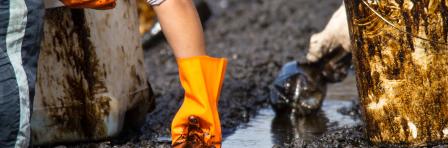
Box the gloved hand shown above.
[306,4,351,62]
[171,56,227,148]
[58,0,116,9]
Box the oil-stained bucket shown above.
[344,0,448,146]
[31,0,154,145]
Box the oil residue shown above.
[223,100,360,147]
[223,75,360,147]
[345,0,448,146]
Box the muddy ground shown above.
[60,0,377,147]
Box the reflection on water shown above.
[223,75,359,147]
[222,109,275,147]
[271,110,328,144]
[223,100,360,147]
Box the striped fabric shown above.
[0,0,44,147]
[147,0,166,6]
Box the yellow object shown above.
[172,56,227,148]
[59,0,116,9]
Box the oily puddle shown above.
[223,75,360,147]
[222,100,360,147]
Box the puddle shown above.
[223,75,360,147]
[223,100,360,147]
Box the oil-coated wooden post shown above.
[345,0,448,146]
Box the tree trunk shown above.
[345,0,448,146]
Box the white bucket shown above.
[32,0,154,145]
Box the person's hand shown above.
[306,4,351,62]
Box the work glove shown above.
[171,56,227,148]
[306,4,351,62]
[59,0,116,9]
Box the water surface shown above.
[223,75,359,147]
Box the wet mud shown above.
[51,0,391,147]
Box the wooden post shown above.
[31,0,154,145]
[345,0,448,146]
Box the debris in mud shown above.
[270,61,327,116]
[270,48,351,116]
[299,125,369,148]
[337,99,361,119]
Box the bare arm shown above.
[152,0,206,58]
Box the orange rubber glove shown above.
[171,56,227,148]
[59,0,116,9]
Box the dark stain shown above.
[39,8,110,140]
[123,81,154,131]
[367,40,375,57]
[103,64,107,78]
[138,59,143,65]
[130,65,142,83]
[397,0,415,52]
[441,0,448,43]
